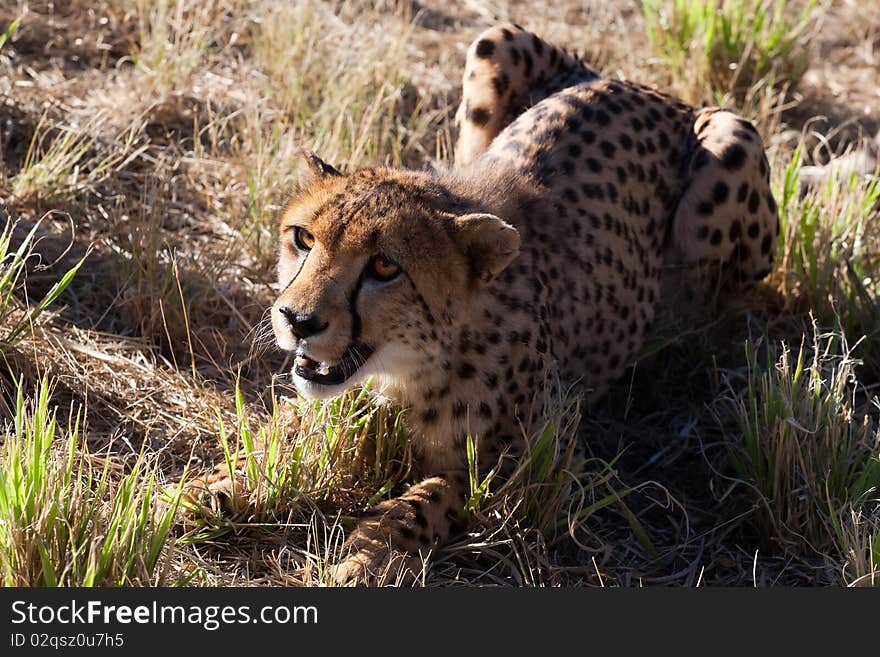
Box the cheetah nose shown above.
[279,306,328,339]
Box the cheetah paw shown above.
[179,468,252,519]
[330,548,425,587]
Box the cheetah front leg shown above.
[333,472,469,585]
[454,23,596,166]
[669,108,780,287]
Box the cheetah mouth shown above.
[293,343,374,387]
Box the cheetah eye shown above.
[293,226,315,251]
[366,254,401,282]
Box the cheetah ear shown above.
[299,150,342,185]
[453,213,521,286]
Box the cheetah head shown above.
[271,152,520,400]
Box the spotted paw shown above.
[331,546,425,586]
[179,466,252,519]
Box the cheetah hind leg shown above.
[454,23,595,166]
[668,109,779,292]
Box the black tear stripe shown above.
[280,254,310,294]
[348,269,367,344]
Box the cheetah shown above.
[199,23,779,584]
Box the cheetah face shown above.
[271,153,520,400]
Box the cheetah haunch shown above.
[269,23,778,584]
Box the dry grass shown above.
[0,0,878,587]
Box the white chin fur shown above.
[290,372,360,401]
